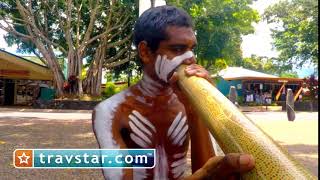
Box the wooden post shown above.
[294,86,303,101]
[286,88,295,121]
[275,83,286,101]
[228,86,237,104]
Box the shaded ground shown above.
[0,118,103,180]
[0,109,318,179]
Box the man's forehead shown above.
[164,26,197,45]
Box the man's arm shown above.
[184,99,215,172]
[92,101,132,180]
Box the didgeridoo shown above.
[176,65,315,179]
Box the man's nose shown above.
[182,55,196,65]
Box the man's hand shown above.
[168,61,255,179]
[185,153,255,180]
[168,60,212,106]
[168,60,212,85]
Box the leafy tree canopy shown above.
[242,54,300,78]
[167,0,260,73]
[264,0,318,69]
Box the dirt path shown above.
[246,111,318,177]
[0,110,317,179]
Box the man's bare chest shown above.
[122,109,189,148]
[119,107,190,179]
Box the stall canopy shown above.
[212,67,302,82]
[213,67,278,79]
[212,67,304,102]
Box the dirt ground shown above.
[246,111,318,177]
[0,109,318,179]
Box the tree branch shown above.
[32,49,48,66]
[105,52,137,69]
[107,20,132,41]
[0,19,32,41]
[106,33,132,49]
[104,48,127,64]
[64,0,74,51]
[80,0,100,49]
[16,0,67,54]
[83,11,130,46]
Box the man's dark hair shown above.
[133,5,194,52]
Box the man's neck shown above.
[137,73,173,97]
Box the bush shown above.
[237,96,244,105]
[130,75,142,86]
[116,84,128,92]
[102,82,117,99]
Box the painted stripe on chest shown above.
[167,112,188,146]
[129,110,155,148]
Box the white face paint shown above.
[155,51,194,82]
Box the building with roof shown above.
[212,67,304,104]
[0,49,54,105]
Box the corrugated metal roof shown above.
[212,67,278,79]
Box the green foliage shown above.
[241,55,303,77]
[167,0,260,69]
[117,84,128,91]
[101,73,142,99]
[130,75,142,85]
[279,71,299,78]
[209,58,228,74]
[264,0,318,69]
[0,0,138,75]
[101,82,118,99]
[242,55,282,74]
[237,96,244,105]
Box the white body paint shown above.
[154,145,169,179]
[168,112,189,179]
[167,112,188,146]
[137,73,172,97]
[128,110,189,179]
[155,51,194,82]
[129,110,156,148]
[93,90,130,180]
[94,72,190,179]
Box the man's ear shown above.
[138,41,152,64]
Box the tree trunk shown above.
[83,41,106,96]
[51,62,66,97]
[48,55,65,97]
[67,50,83,96]
[33,39,65,97]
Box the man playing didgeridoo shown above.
[92,5,255,180]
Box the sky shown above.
[0,0,316,77]
[241,0,279,58]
